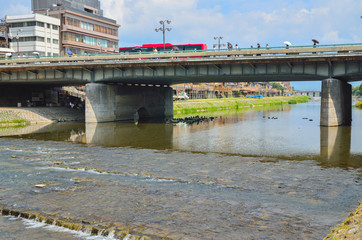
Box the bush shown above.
[355,101,362,109]
[288,100,297,104]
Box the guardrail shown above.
[1,43,362,66]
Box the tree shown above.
[352,83,362,96]
[270,82,285,94]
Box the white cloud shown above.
[0,3,30,17]
[102,0,362,48]
[320,31,349,43]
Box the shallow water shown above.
[0,102,361,239]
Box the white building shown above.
[7,14,60,57]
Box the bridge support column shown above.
[85,83,173,123]
[320,78,352,126]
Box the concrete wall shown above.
[320,78,352,126]
[85,83,173,123]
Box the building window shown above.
[81,21,94,31]
[36,22,44,27]
[36,36,44,42]
[65,16,118,36]
[26,21,36,27]
[84,8,94,14]
[10,22,24,28]
[47,38,51,43]
[19,36,36,42]
[53,39,59,44]
[52,25,58,30]
[47,24,50,28]
[63,32,115,48]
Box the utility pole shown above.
[16,29,23,56]
[4,16,9,48]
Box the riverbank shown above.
[173,95,310,114]
[0,107,84,125]
[0,96,310,124]
[324,201,362,240]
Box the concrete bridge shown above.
[0,43,361,126]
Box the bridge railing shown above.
[1,43,362,66]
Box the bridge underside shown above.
[85,83,173,123]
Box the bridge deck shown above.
[0,44,362,85]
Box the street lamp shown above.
[155,20,172,51]
[97,41,102,53]
[213,36,225,50]
[16,29,23,57]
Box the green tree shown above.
[270,82,285,94]
[352,83,362,96]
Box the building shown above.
[32,0,104,16]
[172,81,293,99]
[32,0,120,55]
[0,24,15,58]
[0,24,11,48]
[6,14,60,57]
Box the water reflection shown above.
[85,122,173,149]
[0,123,52,136]
[319,126,360,168]
[1,103,361,169]
[5,122,86,143]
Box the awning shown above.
[0,47,15,53]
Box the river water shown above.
[0,102,361,240]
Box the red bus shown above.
[119,43,207,54]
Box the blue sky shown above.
[1,0,362,90]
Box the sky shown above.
[1,0,362,90]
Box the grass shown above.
[324,200,362,239]
[0,119,27,124]
[173,96,311,115]
[0,110,29,126]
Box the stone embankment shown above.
[324,201,362,240]
[0,107,85,125]
[0,207,156,240]
[0,108,51,125]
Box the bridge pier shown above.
[85,83,173,123]
[320,78,352,126]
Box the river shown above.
[0,102,361,240]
